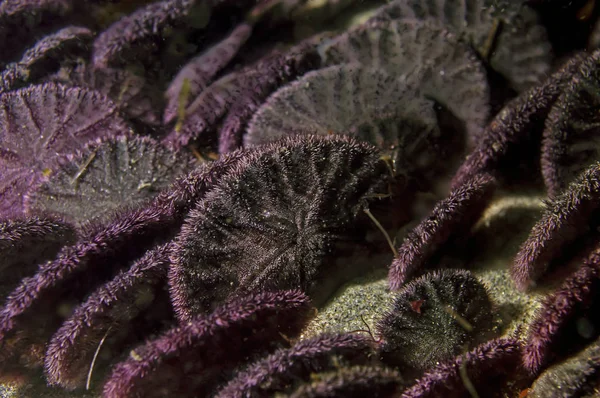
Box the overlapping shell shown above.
[3,0,600,397]
[25,135,197,225]
[0,83,130,216]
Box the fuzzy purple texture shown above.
[0,0,70,18]
[541,49,600,196]
[161,70,240,150]
[523,246,600,374]
[0,216,73,246]
[218,89,265,152]
[0,151,245,374]
[91,0,196,68]
[0,26,92,93]
[450,53,587,190]
[44,243,173,389]
[18,26,92,74]
[401,338,523,398]
[287,365,404,398]
[162,34,323,151]
[19,26,91,64]
[512,162,600,291]
[169,135,388,320]
[91,0,260,68]
[217,36,324,153]
[389,173,496,289]
[102,289,313,398]
[163,22,252,124]
[49,64,163,126]
[0,204,169,375]
[0,65,27,93]
[215,333,374,398]
[0,82,130,217]
[0,215,75,302]
[0,0,72,65]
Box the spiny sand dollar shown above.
[25,135,197,225]
[0,83,130,216]
[169,135,390,319]
[245,63,440,177]
[318,19,489,141]
[370,0,552,91]
[541,49,600,196]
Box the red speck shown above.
[410,300,425,314]
[518,388,530,398]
